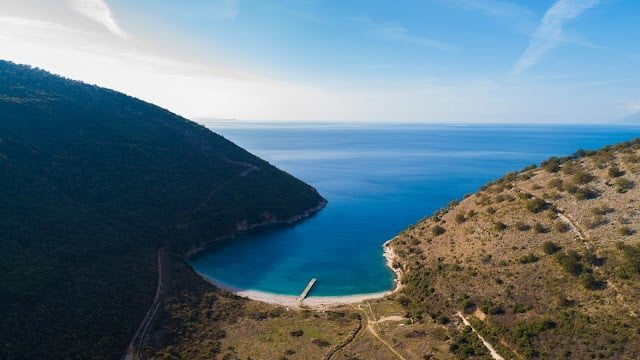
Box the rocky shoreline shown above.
[185,198,328,258]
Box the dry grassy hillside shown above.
[391,139,640,359]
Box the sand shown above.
[196,237,403,309]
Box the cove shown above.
[189,123,640,297]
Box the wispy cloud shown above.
[627,101,640,114]
[222,0,240,19]
[511,0,601,75]
[437,0,535,33]
[357,16,456,51]
[439,0,531,19]
[67,0,129,39]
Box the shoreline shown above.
[185,198,328,258]
[196,236,404,309]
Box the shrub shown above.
[449,327,488,357]
[518,192,533,200]
[515,221,531,231]
[541,157,561,173]
[585,215,607,229]
[572,170,594,184]
[311,339,330,347]
[573,187,598,200]
[397,296,412,307]
[493,221,507,231]
[487,305,505,315]
[510,319,556,356]
[547,178,563,190]
[580,273,604,290]
[533,222,548,234]
[615,178,634,193]
[463,300,477,313]
[618,226,634,236]
[583,249,604,267]
[513,304,532,313]
[268,307,284,318]
[436,315,450,324]
[553,221,570,233]
[454,213,466,224]
[618,243,640,275]
[432,225,446,236]
[518,253,540,264]
[542,241,562,255]
[608,166,624,178]
[555,250,587,276]
[486,207,496,215]
[290,330,304,337]
[561,162,581,175]
[526,198,548,213]
[591,205,614,216]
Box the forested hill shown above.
[0,60,325,359]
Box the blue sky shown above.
[1,0,639,122]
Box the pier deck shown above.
[296,278,317,306]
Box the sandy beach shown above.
[197,237,403,309]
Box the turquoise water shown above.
[190,124,640,296]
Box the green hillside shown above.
[0,61,325,360]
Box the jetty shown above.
[296,278,317,306]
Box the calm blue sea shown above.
[190,123,640,296]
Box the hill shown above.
[136,139,640,360]
[0,61,325,360]
[390,139,640,359]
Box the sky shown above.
[0,0,639,123]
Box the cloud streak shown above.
[511,0,600,75]
[358,16,457,51]
[67,0,129,38]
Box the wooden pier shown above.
[296,278,317,306]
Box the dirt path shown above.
[456,312,504,360]
[375,315,405,323]
[512,184,589,246]
[513,183,636,316]
[362,303,407,360]
[322,313,364,360]
[124,250,164,360]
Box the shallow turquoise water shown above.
[190,124,640,296]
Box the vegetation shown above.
[615,177,634,193]
[553,221,571,233]
[518,253,540,264]
[0,61,324,359]
[542,241,562,255]
[432,225,446,236]
[555,250,588,277]
[515,221,531,231]
[541,157,561,173]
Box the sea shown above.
[189,123,640,297]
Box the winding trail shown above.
[124,250,164,360]
[512,184,589,247]
[456,312,504,360]
[361,303,407,360]
[512,183,636,316]
[322,313,364,360]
